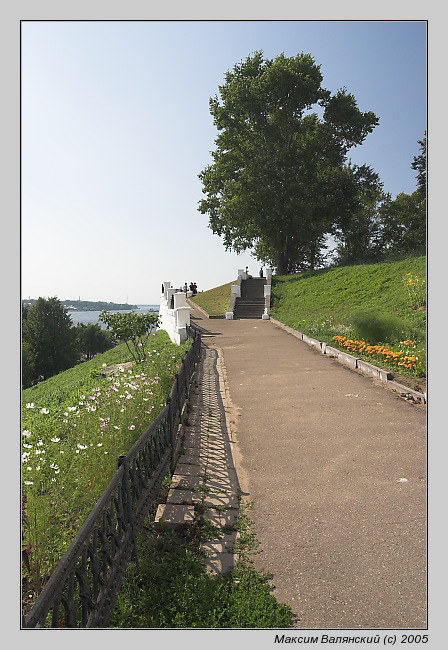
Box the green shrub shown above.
[109,525,291,628]
[351,310,404,344]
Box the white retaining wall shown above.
[158,282,191,345]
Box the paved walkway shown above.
[156,346,240,572]
[187,306,427,629]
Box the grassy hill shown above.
[270,256,425,340]
[189,280,235,316]
[273,256,426,381]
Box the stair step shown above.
[154,504,195,529]
[240,279,266,299]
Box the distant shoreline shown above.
[66,304,159,312]
[66,308,140,312]
[65,307,141,312]
[23,299,144,312]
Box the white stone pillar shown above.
[231,284,241,298]
[162,282,171,303]
[173,291,187,309]
[166,288,176,309]
[176,306,191,329]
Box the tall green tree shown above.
[379,191,426,256]
[377,133,427,257]
[411,131,426,199]
[22,297,79,384]
[332,164,385,266]
[75,322,114,361]
[198,51,379,274]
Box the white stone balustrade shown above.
[158,282,191,344]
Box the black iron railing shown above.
[23,327,201,628]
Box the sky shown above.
[20,19,427,305]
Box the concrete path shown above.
[189,307,427,630]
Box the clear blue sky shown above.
[21,20,427,304]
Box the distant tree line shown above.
[22,297,115,388]
[22,299,139,311]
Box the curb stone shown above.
[269,317,426,404]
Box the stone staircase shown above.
[233,277,266,319]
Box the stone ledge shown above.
[187,299,226,319]
[387,381,426,404]
[323,345,339,358]
[166,488,202,505]
[270,318,303,339]
[203,493,239,508]
[336,350,358,369]
[356,359,392,382]
[154,504,195,529]
[302,334,322,349]
[187,299,209,318]
[204,553,235,575]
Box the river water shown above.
[68,305,160,329]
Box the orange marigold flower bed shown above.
[332,336,421,373]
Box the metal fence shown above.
[23,327,201,628]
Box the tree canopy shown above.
[332,132,426,265]
[75,322,114,361]
[98,310,159,363]
[22,297,79,384]
[198,51,379,274]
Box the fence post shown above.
[183,352,189,397]
[116,455,138,565]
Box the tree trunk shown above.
[276,248,288,275]
[309,241,316,271]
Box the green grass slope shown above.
[189,280,235,316]
[270,256,425,334]
[270,256,426,381]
